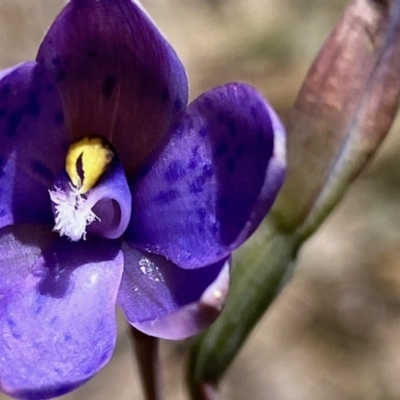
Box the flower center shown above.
[65,135,115,194]
[48,135,132,242]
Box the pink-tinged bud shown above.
[273,0,400,238]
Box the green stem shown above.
[188,221,296,395]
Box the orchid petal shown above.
[0,225,123,399]
[0,225,56,295]
[0,62,67,230]
[37,0,188,174]
[117,242,229,340]
[127,83,286,269]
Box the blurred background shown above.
[2,0,400,399]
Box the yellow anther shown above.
[65,135,115,194]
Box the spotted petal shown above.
[117,242,229,340]
[0,225,123,399]
[127,83,286,269]
[0,62,68,230]
[37,0,188,175]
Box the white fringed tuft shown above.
[49,184,99,241]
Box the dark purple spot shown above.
[25,91,41,116]
[138,164,151,178]
[35,304,43,315]
[197,208,207,221]
[250,106,258,119]
[62,141,69,152]
[56,69,66,82]
[174,98,183,111]
[192,146,200,156]
[184,115,194,130]
[162,89,169,104]
[188,147,201,169]
[99,351,109,364]
[190,176,206,194]
[86,49,98,59]
[102,75,116,99]
[226,119,238,138]
[258,126,266,144]
[216,139,229,157]
[189,163,214,194]
[7,318,21,339]
[64,333,72,342]
[165,160,186,183]
[236,145,244,158]
[174,125,185,138]
[188,158,198,170]
[31,160,54,182]
[155,189,180,203]
[84,365,96,375]
[203,97,213,110]
[256,161,265,177]
[50,316,58,325]
[5,108,24,137]
[0,156,5,178]
[199,127,208,137]
[54,110,64,124]
[1,84,10,97]
[196,223,205,234]
[211,222,219,235]
[46,85,55,92]
[11,330,21,340]
[51,57,61,66]
[0,209,5,218]
[227,157,236,173]
[0,108,6,118]
[203,164,213,178]
[217,198,229,209]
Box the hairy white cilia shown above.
[49,184,99,241]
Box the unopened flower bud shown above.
[273,0,400,238]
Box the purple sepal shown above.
[127,82,286,269]
[36,0,188,174]
[0,62,68,230]
[0,225,123,399]
[117,242,230,339]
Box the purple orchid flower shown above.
[0,0,286,398]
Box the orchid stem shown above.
[130,327,163,400]
[188,219,296,394]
